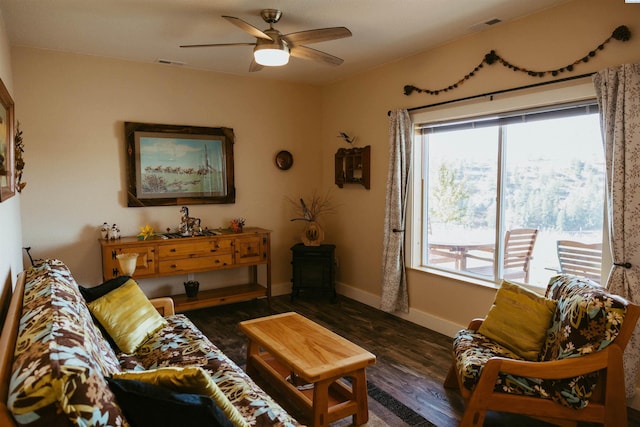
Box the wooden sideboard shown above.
[100,227,271,312]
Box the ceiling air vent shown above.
[157,59,185,66]
[469,18,502,32]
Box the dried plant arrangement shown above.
[288,190,337,223]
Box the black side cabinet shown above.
[290,243,336,302]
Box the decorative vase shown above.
[301,221,324,246]
[184,280,200,298]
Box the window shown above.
[413,100,605,287]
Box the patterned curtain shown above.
[380,109,412,313]
[593,63,640,397]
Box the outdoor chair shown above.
[556,240,602,283]
[428,243,463,267]
[465,228,538,282]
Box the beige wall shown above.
[0,9,23,301]
[13,48,323,295]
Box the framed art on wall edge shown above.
[0,78,15,202]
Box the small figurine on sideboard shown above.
[108,224,120,240]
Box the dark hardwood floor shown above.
[186,293,640,427]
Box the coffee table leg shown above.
[312,379,331,427]
[352,369,369,425]
[245,339,259,377]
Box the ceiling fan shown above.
[180,9,352,72]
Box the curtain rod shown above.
[388,72,595,116]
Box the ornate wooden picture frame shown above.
[125,122,235,207]
[0,79,14,202]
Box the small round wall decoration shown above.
[275,150,293,170]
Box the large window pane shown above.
[426,127,498,278]
[422,105,604,287]
[502,115,604,285]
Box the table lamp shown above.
[116,253,139,276]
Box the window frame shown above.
[407,81,610,288]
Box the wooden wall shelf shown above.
[335,146,370,189]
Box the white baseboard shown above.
[335,281,463,338]
[271,281,292,297]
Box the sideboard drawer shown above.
[158,253,233,274]
[235,235,267,264]
[158,241,218,258]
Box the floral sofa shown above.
[3,259,301,427]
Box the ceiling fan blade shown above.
[180,42,256,48]
[290,45,344,66]
[284,27,352,46]
[222,15,273,40]
[249,59,264,72]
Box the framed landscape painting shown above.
[0,78,14,202]
[125,122,235,207]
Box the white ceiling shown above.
[0,0,569,85]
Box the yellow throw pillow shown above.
[478,280,557,361]
[113,367,248,427]
[88,279,167,354]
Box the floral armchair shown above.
[444,275,640,427]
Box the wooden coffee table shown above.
[238,312,376,427]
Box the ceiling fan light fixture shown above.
[253,33,290,66]
[254,49,289,66]
[254,47,290,66]
[181,9,350,71]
